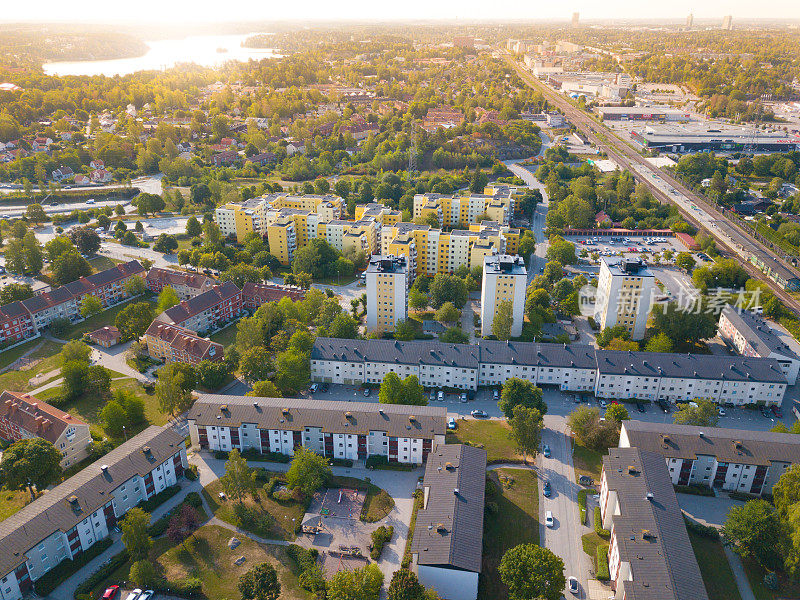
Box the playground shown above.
[308,487,365,520]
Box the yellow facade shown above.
[267,221,294,265]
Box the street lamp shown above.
[122,425,128,442]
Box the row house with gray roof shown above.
[187,395,447,465]
[311,338,787,405]
[0,426,185,600]
[620,420,800,495]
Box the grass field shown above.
[0,487,32,522]
[60,294,156,339]
[688,530,742,600]
[88,255,122,271]
[209,322,239,348]
[447,419,525,464]
[0,337,47,371]
[742,557,800,600]
[90,525,311,600]
[572,439,604,483]
[479,468,539,600]
[0,340,64,393]
[203,479,307,541]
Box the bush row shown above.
[683,516,721,540]
[73,549,129,600]
[287,544,326,594]
[366,455,415,470]
[577,489,588,524]
[139,484,180,513]
[596,544,610,581]
[34,538,114,595]
[594,506,610,537]
[674,484,715,497]
[370,525,394,560]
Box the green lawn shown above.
[89,524,311,600]
[0,340,64,393]
[0,337,47,371]
[688,530,742,600]
[0,487,33,522]
[88,255,122,271]
[572,439,604,483]
[479,468,540,600]
[60,294,156,339]
[203,478,307,541]
[742,557,800,600]
[209,322,239,348]
[448,419,525,464]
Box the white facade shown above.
[595,258,655,340]
[480,254,527,337]
[415,565,479,600]
[366,256,409,333]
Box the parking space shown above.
[563,233,687,259]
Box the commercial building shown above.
[157,281,243,334]
[187,395,446,464]
[366,255,409,334]
[546,72,631,101]
[144,322,223,365]
[413,192,514,227]
[595,257,655,340]
[145,267,216,299]
[410,444,486,600]
[619,421,800,496]
[311,338,787,403]
[0,426,186,600]
[480,254,527,337]
[0,391,91,469]
[597,107,691,122]
[718,305,800,385]
[599,447,709,600]
[241,282,306,310]
[0,261,146,346]
[631,125,800,153]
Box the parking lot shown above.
[562,233,690,259]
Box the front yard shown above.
[0,339,64,393]
[572,438,604,483]
[448,419,525,464]
[479,468,539,600]
[0,487,32,522]
[688,530,742,600]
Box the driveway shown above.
[677,492,745,529]
[89,340,152,382]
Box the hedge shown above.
[149,492,203,537]
[241,448,292,463]
[684,516,720,540]
[330,458,354,467]
[577,489,588,524]
[594,506,610,537]
[370,525,394,560]
[366,455,415,470]
[184,464,199,480]
[139,484,180,512]
[596,544,610,580]
[674,484,715,497]
[74,549,129,598]
[287,545,325,593]
[34,538,114,595]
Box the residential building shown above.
[50,166,74,182]
[718,305,800,385]
[366,255,409,334]
[210,150,239,166]
[599,447,709,600]
[595,257,655,340]
[145,267,216,300]
[87,326,121,348]
[0,426,186,600]
[480,254,526,337]
[90,169,112,183]
[619,421,800,496]
[157,281,243,334]
[187,395,446,464]
[413,192,514,227]
[311,338,787,403]
[410,444,486,600]
[0,302,37,346]
[241,282,306,310]
[144,322,223,365]
[0,391,91,468]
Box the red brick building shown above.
[241,282,306,310]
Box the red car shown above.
[772,406,783,418]
[101,586,119,600]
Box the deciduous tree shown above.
[499,543,565,600]
[221,449,257,504]
[239,563,281,600]
[492,299,514,341]
[286,447,331,497]
[509,405,544,463]
[120,507,152,561]
[499,378,547,418]
[0,438,62,499]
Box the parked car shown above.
[429,390,436,402]
[717,407,726,417]
[568,577,579,594]
[123,590,142,600]
[493,389,499,401]
[138,592,155,600]
[545,511,554,527]
[447,417,457,430]
[309,383,319,393]
[86,199,96,204]
[598,399,608,408]
[761,406,771,418]
[772,405,783,418]
[438,391,444,402]
[573,395,581,403]
[578,475,593,486]
[101,586,120,600]
[460,392,468,403]
[543,444,551,458]
[362,387,371,397]
[543,481,552,497]
[636,403,646,413]
[470,410,488,418]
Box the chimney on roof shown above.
[646,492,654,502]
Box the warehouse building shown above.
[631,126,800,152]
[597,106,690,121]
[619,421,800,496]
[187,395,447,465]
[0,426,186,600]
[310,338,787,405]
[411,444,486,600]
[600,447,708,600]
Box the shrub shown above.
[485,501,499,515]
[184,464,199,480]
[74,549,129,596]
[674,484,715,496]
[287,544,326,593]
[34,539,114,595]
[578,489,588,524]
[596,544,610,580]
[764,571,778,591]
[683,516,720,540]
[241,448,292,463]
[370,525,394,560]
[185,491,203,508]
[330,458,354,467]
[140,484,180,512]
[729,490,758,502]
[594,506,610,537]
[213,450,229,459]
[49,317,72,338]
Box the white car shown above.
[124,590,142,600]
[568,577,578,594]
[438,391,444,402]
[545,511,554,528]
[718,407,726,417]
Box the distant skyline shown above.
[2,1,800,24]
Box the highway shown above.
[502,51,800,318]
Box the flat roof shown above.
[604,447,708,600]
[484,254,526,275]
[411,444,486,572]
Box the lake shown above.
[42,33,279,77]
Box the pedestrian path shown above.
[724,545,757,600]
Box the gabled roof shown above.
[145,267,214,291]
[0,391,86,444]
[188,394,446,438]
[411,444,486,572]
[311,337,480,369]
[0,426,183,577]
[0,300,29,320]
[621,420,800,466]
[161,281,241,324]
[145,322,222,361]
[241,282,306,303]
[720,305,800,361]
[479,340,597,369]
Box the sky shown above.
[2,0,800,24]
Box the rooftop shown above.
[411,444,486,572]
[484,253,526,275]
[720,305,800,360]
[601,256,654,277]
[366,255,408,274]
[0,390,86,445]
[161,281,241,325]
